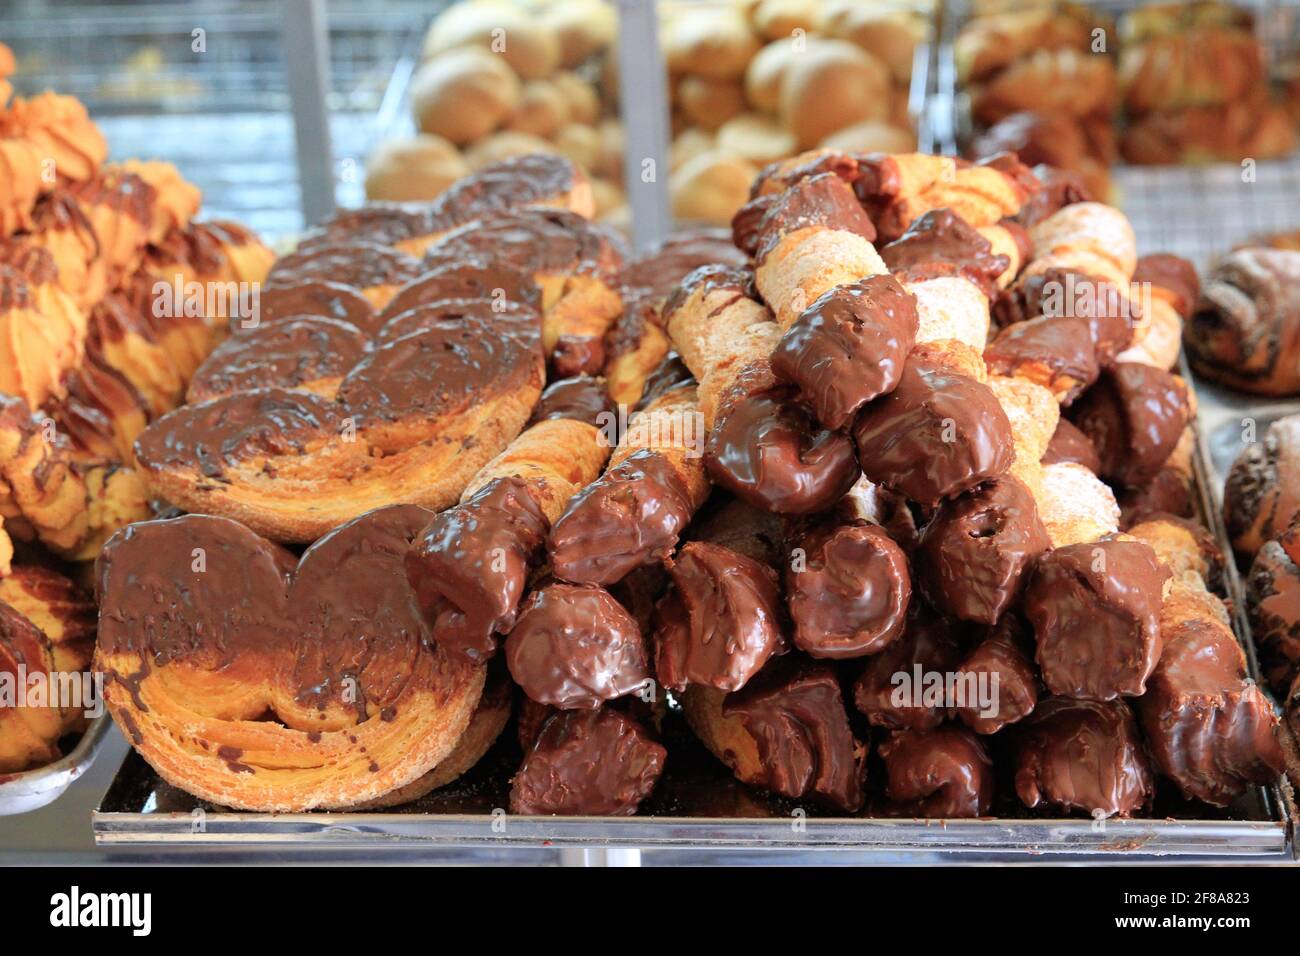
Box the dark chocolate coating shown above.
[1023,536,1170,700]
[1247,521,1300,695]
[549,449,696,586]
[748,172,877,264]
[1013,697,1154,818]
[255,280,377,336]
[635,352,694,411]
[722,657,865,812]
[505,584,650,710]
[297,201,436,251]
[528,375,615,428]
[1070,363,1189,487]
[706,386,861,515]
[879,208,1010,300]
[1133,253,1200,318]
[1042,418,1101,472]
[431,154,579,227]
[405,477,550,662]
[654,541,785,693]
[376,297,541,345]
[994,268,1134,365]
[422,207,622,281]
[619,228,748,306]
[1138,618,1283,807]
[954,617,1039,735]
[267,240,423,294]
[878,724,995,817]
[852,357,1015,508]
[510,706,666,816]
[770,274,919,430]
[916,476,1051,625]
[1015,164,1092,227]
[785,517,911,659]
[1119,466,1195,526]
[379,260,540,323]
[853,603,964,731]
[984,314,1099,405]
[188,317,369,402]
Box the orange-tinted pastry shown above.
[0,262,85,409]
[0,91,108,184]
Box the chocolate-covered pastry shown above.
[187,317,369,402]
[255,280,377,335]
[1069,363,1190,487]
[1133,253,1199,319]
[993,267,1134,365]
[654,540,785,692]
[379,259,540,322]
[1042,417,1101,471]
[879,208,1010,300]
[375,296,540,345]
[1119,465,1195,525]
[1015,164,1093,228]
[1224,414,1300,561]
[1247,516,1300,695]
[853,603,964,731]
[405,477,549,662]
[878,724,995,818]
[852,357,1015,508]
[510,707,666,816]
[1139,617,1283,806]
[954,617,1039,734]
[721,657,865,811]
[706,382,861,514]
[1023,536,1170,700]
[430,154,591,230]
[770,274,919,429]
[917,476,1051,625]
[985,314,1099,404]
[505,583,650,710]
[636,352,694,410]
[784,517,911,659]
[266,240,423,300]
[1013,697,1154,818]
[527,375,615,428]
[745,171,877,264]
[549,450,697,586]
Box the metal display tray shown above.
[0,715,111,817]
[91,357,1298,861]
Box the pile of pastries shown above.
[74,143,1291,819]
[374,0,927,227]
[0,43,274,774]
[962,0,1297,199]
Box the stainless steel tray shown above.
[0,715,111,817]
[90,355,1296,860]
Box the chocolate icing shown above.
[654,541,785,692]
[784,517,911,659]
[706,383,861,515]
[1042,418,1101,472]
[748,172,878,264]
[1015,164,1092,227]
[378,259,540,322]
[984,314,1099,404]
[376,297,541,345]
[954,616,1039,734]
[267,241,423,293]
[1023,536,1170,700]
[549,449,695,586]
[619,229,748,307]
[880,208,1010,300]
[527,375,615,428]
[1248,520,1300,695]
[994,268,1134,365]
[731,193,776,258]
[188,317,369,402]
[255,281,377,336]
[634,352,694,411]
[422,207,622,281]
[505,583,650,710]
[852,357,1014,508]
[1132,253,1199,318]
[1119,467,1195,525]
[662,263,756,325]
[510,706,666,815]
[297,202,437,252]
[722,657,865,812]
[770,273,918,429]
[853,603,964,731]
[1013,697,1154,818]
[752,149,865,199]
[405,477,550,662]
[1070,362,1189,487]
[917,476,1051,625]
[431,154,578,228]
[878,724,994,817]
[1139,618,1284,806]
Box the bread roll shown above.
[506,79,571,138]
[664,7,760,79]
[554,123,600,171]
[819,1,925,84]
[423,1,561,80]
[678,76,748,131]
[464,131,557,170]
[542,0,616,67]
[364,135,469,201]
[820,119,916,153]
[551,70,601,125]
[716,112,797,165]
[410,47,521,144]
[671,151,758,224]
[751,0,818,41]
[671,127,717,171]
[778,40,890,148]
[744,35,808,113]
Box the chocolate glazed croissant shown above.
[96,506,485,811]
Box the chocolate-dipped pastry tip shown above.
[853,602,965,731]
[993,267,1133,365]
[984,314,1099,405]
[1015,164,1092,228]
[655,540,785,693]
[510,707,666,816]
[405,477,549,662]
[917,476,1051,625]
[1070,363,1189,488]
[770,273,918,430]
[1041,417,1101,472]
[549,449,696,586]
[785,517,911,659]
[1139,618,1283,807]
[746,171,877,264]
[635,352,695,411]
[527,375,615,428]
[1132,253,1199,319]
[706,385,861,515]
[1248,517,1300,696]
[721,657,866,812]
[505,583,651,710]
[954,616,1039,735]
[853,357,1014,508]
[879,207,1010,300]
[878,724,995,818]
[1023,536,1169,700]
[1013,697,1154,819]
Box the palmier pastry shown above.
[1248,515,1300,696]
[266,241,424,312]
[0,565,96,677]
[1223,414,1300,562]
[878,724,995,818]
[133,306,546,543]
[1185,248,1300,397]
[96,506,485,811]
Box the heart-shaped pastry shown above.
[95,504,484,811]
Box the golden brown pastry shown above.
[0,91,107,184]
[423,1,561,80]
[0,262,85,409]
[778,40,891,150]
[410,46,522,145]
